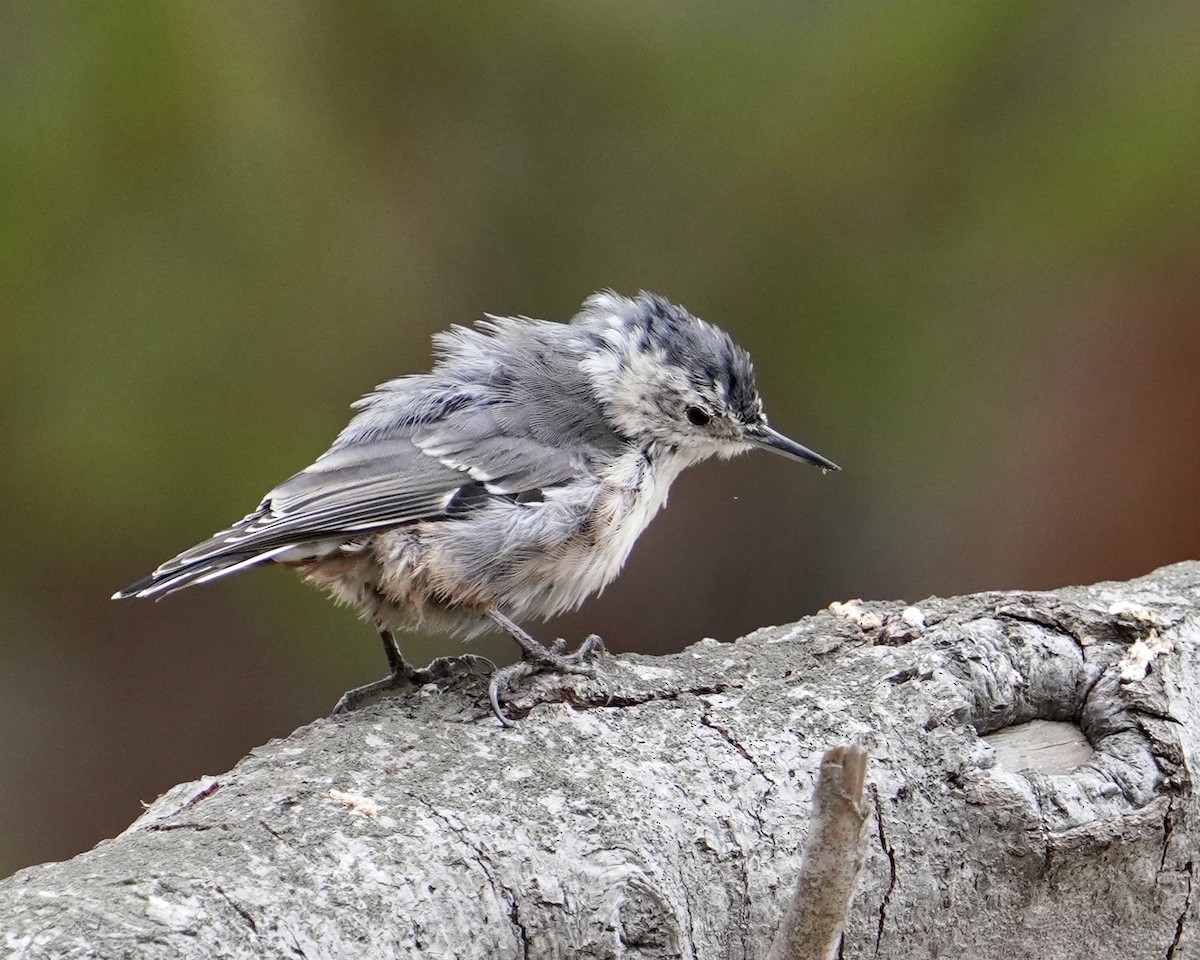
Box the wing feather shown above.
[153,441,471,575]
[115,316,626,600]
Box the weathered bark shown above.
[3,562,1198,959]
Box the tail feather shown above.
[112,545,292,600]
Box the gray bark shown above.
[3,562,1199,959]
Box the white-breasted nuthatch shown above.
[114,291,838,723]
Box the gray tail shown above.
[112,545,291,601]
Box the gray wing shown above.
[114,410,613,599]
[115,315,626,600]
[114,438,472,598]
[412,404,602,495]
[262,389,611,549]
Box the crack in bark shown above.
[494,678,740,723]
[1077,665,1107,713]
[871,787,897,959]
[179,780,221,810]
[411,795,529,954]
[1128,705,1183,724]
[697,711,776,848]
[696,712,762,960]
[567,681,740,714]
[282,922,309,958]
[1161,800,1175,872]
[684,892,699,960]
[698,713,754,766]
[509,900,530,960]
[466,665,752,727]
[990,606,1081,641]
[1166,860,1193,960]
[214,885,259,937]
[259,820,284,843]
[146,822,216,833]
[984,605,1130,673]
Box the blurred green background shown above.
[2,1,1199,877]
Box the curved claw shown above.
[489,681,511,727]
[486,633,609,725]
[488,660,539,727]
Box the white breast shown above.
[418,444,701,626]
[556,445,695,605]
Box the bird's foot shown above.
[331,654,494,715]
[488,634,608,726]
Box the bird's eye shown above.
[685,406,712,427]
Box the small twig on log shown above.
[766,744,870,960]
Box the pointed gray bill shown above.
[747,425,840,471]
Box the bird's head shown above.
[575,291,839,470]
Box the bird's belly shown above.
[509,454,680,618]
[406,460,673,624]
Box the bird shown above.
[114,291,838,723]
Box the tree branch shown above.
[3,563,1199,959]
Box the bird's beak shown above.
[746,424,840,471]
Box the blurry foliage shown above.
[1,1,1199,875]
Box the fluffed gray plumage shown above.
[114,291,838,722]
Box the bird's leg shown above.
[486,610,607,725]
[331,627,492,715]
[380,627,405,675]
